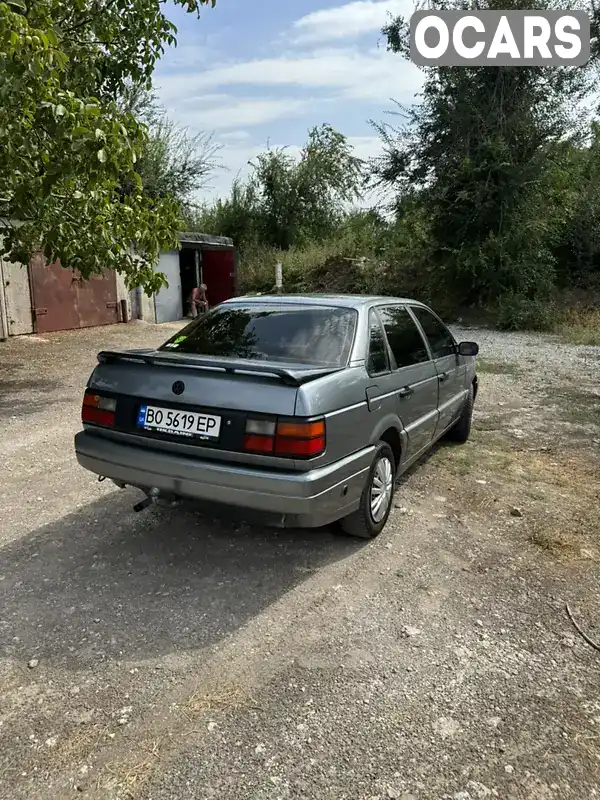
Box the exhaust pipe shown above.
[133,487,160,513]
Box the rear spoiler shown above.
[96,350,342,387]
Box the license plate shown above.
[137,404,221,440]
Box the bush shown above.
[557,307,600,346]
[238,238,388,296]
[496,292,560,332]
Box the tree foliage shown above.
[186,1,600,324]
[0,0,215,292]
[191,124,364,251]
[8,0,599,319]
[370,0,597,307]
[118,85,222,212]
[553,124,600,289]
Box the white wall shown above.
[0,234,33,336]
[154,250,182,323]
[115,259,157,324]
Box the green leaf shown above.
[0,0,218,294]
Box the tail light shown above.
[275,420,326,456]
[82,391,116,427]
[243,419,276,454]
[243,417,326,458]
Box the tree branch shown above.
[566,602,600,653]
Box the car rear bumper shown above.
[74,430,373,528]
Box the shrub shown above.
[496,292,559,332]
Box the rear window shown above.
[159,304,358,367]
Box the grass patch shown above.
[529,524,582,556]
[436,434,515,480]
[476,358,521,375]
[474,413,510,432]
[542,387,600,427]
[433,445,477,476]
[183,685,246,718]
[527,503,599,560]
[557,308,600,346]
[102,738,163,798]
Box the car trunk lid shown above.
[84,350,340,466]
[92,349,340,414]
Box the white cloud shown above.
[346,134,384,162]
[184,96,317,130]
[156,47,422,110]
[155,85,324,131]
[219,130,252,142]
[161,38,221,69]
[291,0,413,44]
[152,1,421,204]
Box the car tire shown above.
[340,442,396,539]
[446,383,474,444]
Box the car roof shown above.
[221,294,427,310]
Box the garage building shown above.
[0,231,236,339]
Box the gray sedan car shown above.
[75,294,479,538]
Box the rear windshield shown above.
[159,304,357,367]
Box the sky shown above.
[152,0,424,203]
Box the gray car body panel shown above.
[75,294,477,527]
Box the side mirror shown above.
[458,341,479,357]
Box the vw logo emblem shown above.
[172,380,185,396]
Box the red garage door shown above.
[30,255,118,334]
[201,248,236,307]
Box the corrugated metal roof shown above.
[177,231,234,247]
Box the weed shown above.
[529,525,581,555]
[558,308,600,346]
[183,686,245,717]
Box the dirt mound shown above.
[309,256,385,294]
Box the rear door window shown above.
[377,306,430,369]
[410,306,456,359]
[367,309,390,375]
[159,304,358,367]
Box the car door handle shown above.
[438,372,450,383]
[398,386,414,398]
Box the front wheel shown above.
[445,383,474,444]
[340,442,396,539]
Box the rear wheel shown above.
[340,442,395,539]
[446,383,474,444]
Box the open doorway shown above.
[179,246,199,317]
[178,242,236,316]
[153,233,237,324]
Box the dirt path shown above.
[1,322,599,800]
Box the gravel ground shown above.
[0,320,599,800]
